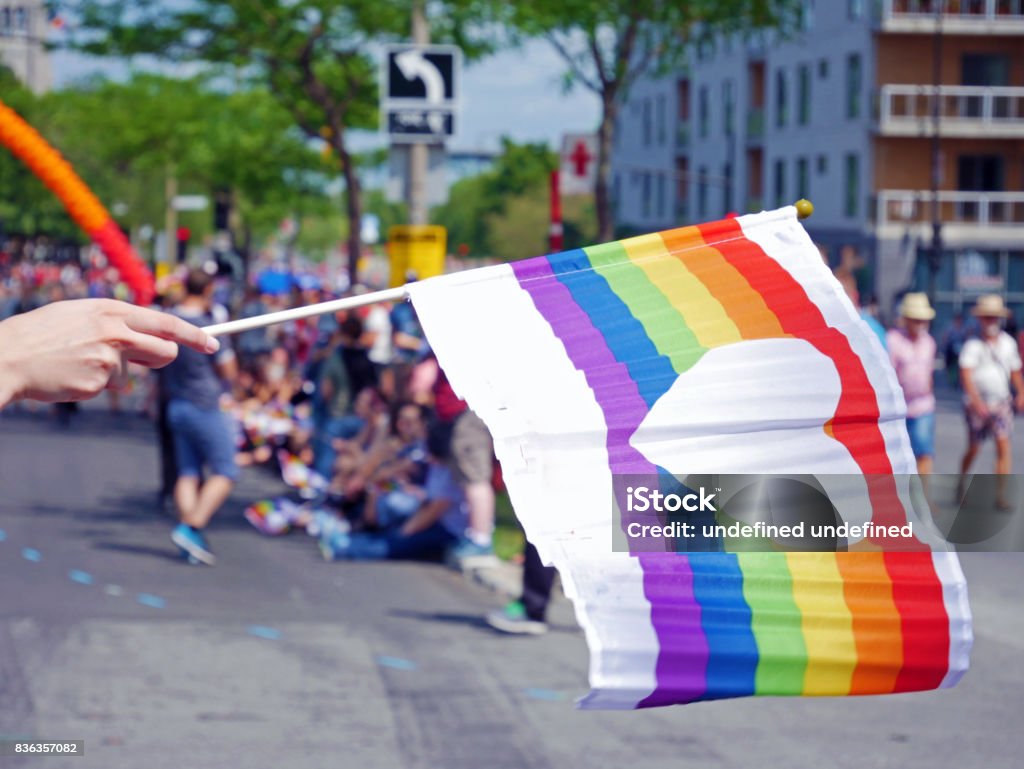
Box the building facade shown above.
[0,1,51,93]
[612,0,1024,331]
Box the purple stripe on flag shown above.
[511,257,708,706]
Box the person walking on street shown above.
[887,293,938,475]
[958,295,1024,511]
[163,270,239,564]
[486,541,557,636]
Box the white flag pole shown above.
[201,285,408,337]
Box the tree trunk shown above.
[595,94,618,242]
[336,137,362,287]
[240,223,253,282]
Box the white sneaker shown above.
[486,602,548,635]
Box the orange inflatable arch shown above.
[0,97,155,304]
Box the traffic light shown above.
[176,226,191,264]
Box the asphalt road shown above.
[1,395,1022,769]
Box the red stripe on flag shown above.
[697,216,949,692]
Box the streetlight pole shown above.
[408,1,429,226]
[927,2,944,303]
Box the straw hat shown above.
[898,292,935,321]
[971,294,1011,318]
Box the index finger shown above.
[122,305,220,354]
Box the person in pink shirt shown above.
[887,293,937,475]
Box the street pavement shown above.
[0,394,1022,769]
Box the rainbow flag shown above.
[409,207,972,709]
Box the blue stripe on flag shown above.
[545,249,677,409]
[688,552,757,699]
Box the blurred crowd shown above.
[4,236,1023,634]
[1,237,500,572]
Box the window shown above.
[676,157,689,203]
[817,154,828,175]
[698,87,710,138]
[642,173,652,218]
[656,174,666,219]
[800,0,814,31]
[774,159,786,209]
[796,157,809,200]
[957,155,1005,191]
[775,69,788,128]
[722,163,733,215]
[697,37,715,62]
[677,79,690,121]
[798,64,811,126]
[844,154,859,217]
[1,8,10,32]
[698,167,708,219]
[846,54,862,119]
[642,99,652,146]
[13,5,26,31]
[848,0,863,20]
[818,59,829,79]
[962,54,1010,87]
[656,95,666,145]
[723,79,735,136]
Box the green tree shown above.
[38,73,329,261]
[1,68,329,263]
[504,0,798,240]
[433,138,595,259]
[0,66,83,240]
[433,139,556,256]
[66,0,502,281]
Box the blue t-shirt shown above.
[390,302,424,363]
[424,463,468,537]
[161,307,234,411]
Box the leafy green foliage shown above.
[0,70,329,254]
[63,0,508,278]
[432,138,595,259]
[0,66,83,240]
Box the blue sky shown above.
[51,39,601,154]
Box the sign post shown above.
[549,170,563,253]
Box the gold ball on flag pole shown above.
[795,199,814,219]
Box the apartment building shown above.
[0,0,51,93]
[612,0,1024,330]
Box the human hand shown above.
[1015,392,1024,415]
[969,398,990,419]
[344,476,366,497]
[0,299,219,407]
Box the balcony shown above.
[876,190,1024,244]
[877,0,1024,35]
[878,85,1024,138]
